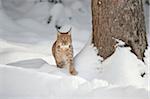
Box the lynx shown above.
[52,28,78,75]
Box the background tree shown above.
[92,0,148,61]
[39,0,62,3]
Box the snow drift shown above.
[0,0,149,99]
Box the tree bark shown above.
[92,0,148,60]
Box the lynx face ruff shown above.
[52,30,77,75]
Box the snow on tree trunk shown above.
[92,0,148,60]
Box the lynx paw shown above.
[57,62,64,68]
[57,65,64,68]
[69,67,78,75]
[70,70,78,75]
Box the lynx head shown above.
[56,28,72,48]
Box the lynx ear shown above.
[67,27,72,35]
[56,28,62,36]
[57,28,61,33]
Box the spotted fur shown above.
[52,31,77,75]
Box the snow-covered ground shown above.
[0,0,149,99]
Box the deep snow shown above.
[0,0,149,99]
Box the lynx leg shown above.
[66,55,78,75]
[55,55,65,68]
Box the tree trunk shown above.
[92,0,148,61]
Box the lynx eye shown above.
[57,45,60,48]
[69,45,71,48]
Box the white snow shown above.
[58,25,72,33]
[0,0,149,99]
[0,65,148,99]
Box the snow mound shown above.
[58,25,72,33]
[0,0,149,98]
[75,43,102,80]
[99,47,149,89]
[0,65,149,99]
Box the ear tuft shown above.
[69,27,72,32]
[67,27,72,34]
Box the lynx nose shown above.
[62,41,67,45]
